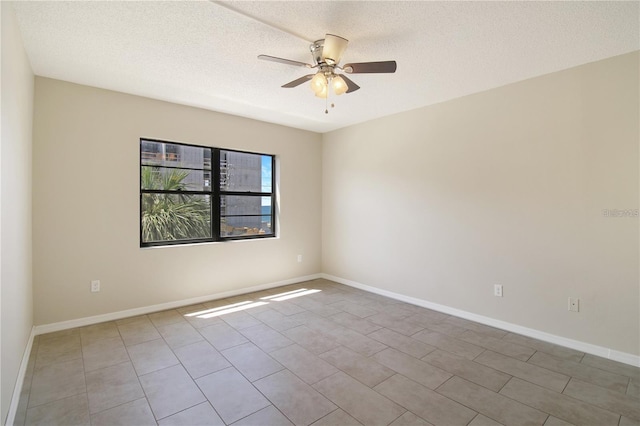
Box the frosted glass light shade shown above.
[332,75,348,95]
[310,73,327,94]
[315,84,328,98]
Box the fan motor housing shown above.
[310,39,325,65]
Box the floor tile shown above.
[459,330,535,361]
[156,320,204,349]
[620,416,640,426]
[270,300,308,316]
[34,333,82,368]
[528,351,629,393]
[368,328,435,358]
[374,373,476,426]
[283,325,341,354]
[628,379,640,399]
[179,304,225,329]
[221,342,284,381]
[90,397,156,426]
[158,402,224,425]
[199,322,249,351]
[315,325,388,357]
[423,321,469,337]
[291,298,343,318]
[173,340,231,379]
[82,336,130,372]
[475,350,569,392]
[422,349,511,392]
[139,364,206,420]
[437,376,548,426]
[117,316,162,346]
[468,413,503,426]
[319,346,395,388]
[412,329,484,359]
[329,312,382,335]
[239,323,294,352]
[388,411,434,426]
[314,371,405,426]
[37,328,80,343]
[203,296,253,310]
[580,355,640,381]
[372,348,451,389]
[232,405,294,426]
[25,393,89,426]
[367,313,425,336]
[221,310,264,330]
[85,361,144,414]
[562,378,640,420]
[250,308,306,332]
[444,317,508,339]
[370,303,416,319]
[311,409,363,426]
[127,338,179,375]
[330,300,379,318]
[79,321,120,345]
[404,311,450,327]
[500,377,620,425]
[29,358,86,407]
[543,416,574,426]
[502,333,585,363]
[270,344,338,384]
[255,369,337,425]
[196,367,270,424]
[148,309,186,327]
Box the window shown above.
[140,139,275,247]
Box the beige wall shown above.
[322,52,639,356]
[1,3,34,422]
[32,78,322,325]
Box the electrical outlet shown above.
[568,297,579,312]
[297,254,303,263]
[494,284,503,297]
[91,280,101,293]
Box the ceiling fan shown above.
[258,34,397,111]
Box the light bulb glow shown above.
[315,84,328,98]
[310,73,327,94]
[332,75,348,96]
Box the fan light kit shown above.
[259,34,397,113]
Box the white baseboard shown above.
[34,274,321,335]
[322,273,640,368]
[6,326,36,426]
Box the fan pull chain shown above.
[324,81,336,114]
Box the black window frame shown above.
[140,138,276,247]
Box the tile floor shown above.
[13,279,640,426]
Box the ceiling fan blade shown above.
[340,74,360,93]
[258,54,312,68]
[343,61,397,74]
[322,34,349,64]
[281,74,315,88]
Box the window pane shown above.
[221,216,273,237]
[220,195,272,237]
[220,195,271,216]
[141,194,211,243]
[142,140,211,170]
[220,150,272,192]
[141,166,212,191]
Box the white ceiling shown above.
[11,1,640,133]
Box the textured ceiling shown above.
[11,1,640,133]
